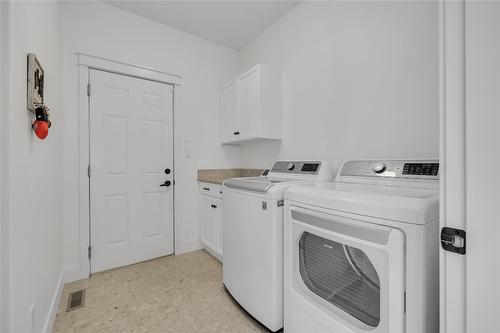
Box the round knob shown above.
[372,163,386,174]
[164,168,171,174]
[286,163,295,171]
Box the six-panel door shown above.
[89,69,174,273]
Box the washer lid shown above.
[224,176,303,193]
[285,182,439,225]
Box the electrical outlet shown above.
[29,304,35,333]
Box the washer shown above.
[284,160,439,333]
[222,160,333,332]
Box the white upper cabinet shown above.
[220,64,282,144]
[220,79,238,141]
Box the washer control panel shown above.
[402,162,439,176]
[340,160,439,179]
[271,161,321,174]
[372,163,387,173]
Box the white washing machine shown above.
[284,160,439,333]
[222,160,333,332]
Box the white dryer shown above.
[284,160,439,333]
[222,160,333,332]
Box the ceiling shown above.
[102,1,299,50]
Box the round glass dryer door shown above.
[299,232,381,327]
[289,206,405,332]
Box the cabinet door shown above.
[217,200,223,256]
[221,80,238,140]
[200,196,218,252]
[238,66,260,137]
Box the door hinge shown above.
[87,164,91,178]
[441,227,466,255]
[87,83,91,97]
[404,291,406,313]
[88,246,92,259]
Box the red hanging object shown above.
[33,120,49,139]
[32,105,51,140]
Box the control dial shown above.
[286,163,295,171]
[372,163,386,174]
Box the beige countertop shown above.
[197,168,264,185]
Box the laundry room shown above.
[0,1,498,333]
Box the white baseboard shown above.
[176,239,202,255]
[63,264,86,284]
[62,239,202,285]
[202,246,223,262]
[42,270,64,333]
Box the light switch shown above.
[184,137,192,158]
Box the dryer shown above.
[284,160,439,333]
[222,160,333,332]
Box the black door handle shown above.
[164,168,171,174]
[233,131,240,135]
[160,180,171,187]
[211,204,217,209]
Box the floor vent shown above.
[66,289,85,312]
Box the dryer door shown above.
[289,206,405,333]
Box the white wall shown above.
[0,2,6,330]
[238,1,439,172]
[61,1,241,282]
[1,1,63,332]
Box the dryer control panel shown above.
[340,160,439,179]
[271,161,322,175]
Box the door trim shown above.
[78,53,182,86]
[76,53,181,280]
[439,1,467,332]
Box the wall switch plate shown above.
[184,137,193,158]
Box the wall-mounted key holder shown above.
[27,53,44,112]
[27,54,52,140]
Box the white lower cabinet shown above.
[216,201,223,256]
[199,182,223,261]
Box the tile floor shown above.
[53,250,268,333]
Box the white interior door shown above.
[89,69,174,273]
[441,1,500,332]
[464,1,500,331]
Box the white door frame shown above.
[439,1,467,331]
[0,1,6,329]
[77,53,182,278]
[440,2,500,332]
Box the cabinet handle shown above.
[203,187,210,191]
[233,131,240,135]
[211,204,218,209]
